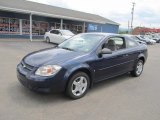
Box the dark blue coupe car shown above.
[17,33,148,99]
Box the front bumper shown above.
[17,63,67,93]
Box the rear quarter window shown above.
[127,39,139,48]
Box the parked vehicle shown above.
[17,33,148,99]
[44,29,74,44]
[131,35,148,44]
[152,37,160,43]
[122,34,147,45]
[144,33,160,43]
[151,35,160,43]
[141,35,156,45]
[136,35,152,45]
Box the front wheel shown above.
[46,37,50,43]
[66,72,90,99]
[131,60,144,77]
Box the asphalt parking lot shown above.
[0,40,160,120]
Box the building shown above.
[0,0,119,40]
[132,27,160,35]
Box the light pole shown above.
[131,2,135,34]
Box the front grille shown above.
[21,61,34,71]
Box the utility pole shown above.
[131,2,135,34]
[128,21,130,34]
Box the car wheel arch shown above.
[64,67,94,90]
[138,57,145,63]
[137,54,146,64]
[46,36,50,42]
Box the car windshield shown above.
[58,34,104,53]
[60,30,74,36]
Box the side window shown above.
[56,30,60,34]
[50,30,60,34]
[57,30,62,35]
[127,39,138,48]
[50,30,56,34]
[103,37,126,51]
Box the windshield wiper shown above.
[61,47,75,51]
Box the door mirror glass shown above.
[101,48,112,54]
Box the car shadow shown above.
[8,82,70,107]
[90,73,133,93]
[8,73,133,106]
[42,41,58,46]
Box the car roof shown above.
[121,34,137,37]
[79,32,120,37]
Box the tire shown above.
[46,37,50,43]
[131,60,144,77]
[66,72,90,99]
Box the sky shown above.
[29,0,160,29]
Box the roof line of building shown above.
[0,0,120,26]
[0,6,107,24]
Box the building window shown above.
[88,24,98,31]
[32,21,40,35]
[0,17,9,34]
[22,20,30,35]
[0,17,19,34]
[22,20,49,35]
[50,22,55,30]
[10,18,19,34]
[70,24,83,34]
[49,22,84,34]
[55,23,60,29]
[39,22,48,35]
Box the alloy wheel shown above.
[136,61,143,75]
[71,76,88,97]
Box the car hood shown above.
[23,48,84,67]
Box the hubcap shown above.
[136,61,143,75]
[71,76,87,96]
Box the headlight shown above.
[35,65,62,76]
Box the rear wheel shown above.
[131,60,144,77]
[66,72,90,99]
[46,37,50,43]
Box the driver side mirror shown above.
[98,48,112,58]
[100,48,112,54]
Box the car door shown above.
[48,30,62,44]
[49,30,57,43]
[57,30,66,43]
[94,36,133,82]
